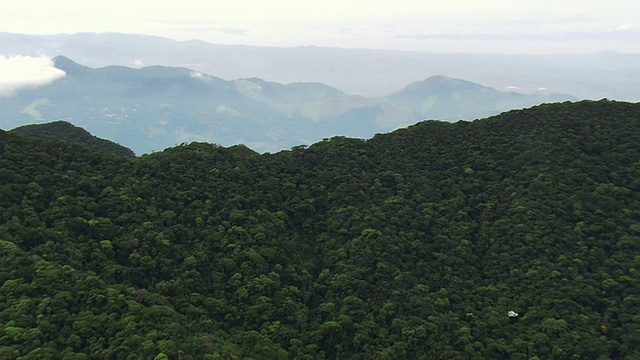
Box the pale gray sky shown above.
[2,0,639,53]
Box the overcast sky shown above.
[1,0,639,53]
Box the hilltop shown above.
[8,120,135,157]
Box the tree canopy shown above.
[1,99,639,359]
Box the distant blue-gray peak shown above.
[402,75,489,92]
[53,55,92,77]
[384,76,575,121]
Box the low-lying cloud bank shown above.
[0,55,66,97]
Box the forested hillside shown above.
[1,100,639,359]
[9,121,135,157]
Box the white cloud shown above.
[190,71,210,81]
[0,56,66,97]
[616,24,633,31]
[132,58,145,67]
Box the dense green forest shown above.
[8,121,135,158]
[1,100,639,359]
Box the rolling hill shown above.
[8,120,135,157]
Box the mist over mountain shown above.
[1,56,573,154]
[2,32,639,100]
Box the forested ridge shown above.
[1,100,639,359]
[8,121,135,158]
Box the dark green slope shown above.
[9,120,135,157]
[0,100,639,359]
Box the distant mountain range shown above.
[2,32,640,100]
[0,56,574,154]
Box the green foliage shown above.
[1,100,639,358]
[9,121,135,157]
